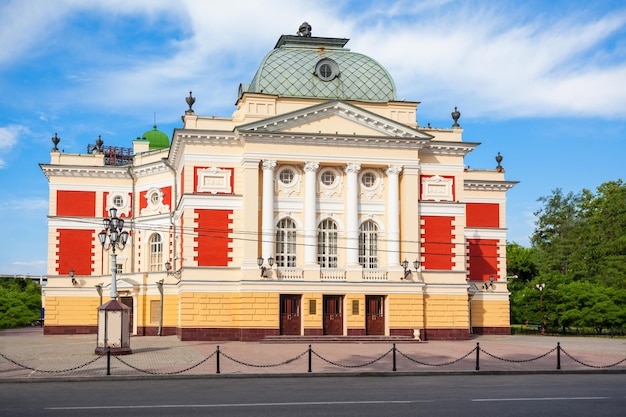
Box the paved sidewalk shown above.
[1,327,626,380]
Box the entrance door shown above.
[280,295,301,336]
[323,295,343,335]
[120,296,134,334]
[366,295,385,335]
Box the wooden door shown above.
[280,295,301,336]
[366,295,385,335]
[323,295,343,335]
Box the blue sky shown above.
[1,0,625,277]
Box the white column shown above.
[303,162,319,265]
[386,165,402,267]
[261,160,277,261]
[345,163,361,265]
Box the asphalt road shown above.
[1,374,626,417]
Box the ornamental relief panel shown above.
[421,175,454,202]
[317,167,343,198]
[141,187,170,215]
[359,168,384,200]
[196,166,233,194]
[275,165,302,197]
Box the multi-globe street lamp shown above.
[95,207,132,355]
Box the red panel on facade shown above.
[421,216,454,270]
[56,229,94,275]
[162,186,172,208]
[468,238,499,281]
[466,203,500,228]
[194,209,233,266]
[56,191,96,216]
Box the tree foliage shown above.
[510,179,626,331]
[0,277,42,329]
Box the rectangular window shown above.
[309,299,317,315]
[150,300,161,325]
[352,299,359,315]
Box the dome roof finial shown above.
[297,22,312,37]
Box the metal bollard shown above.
[557,342,561,370]
[475,343,480,371]
[106,347,111,376]
[216,345,220,374]
[308,345,312,373]
[392,343,397,372]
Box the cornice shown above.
[40,164,130,180]
[239,131,429,149]
[421,141,480,156]
[464,179,519,191]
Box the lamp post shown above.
[95,207,132,355]
[98,208,129,300]
[536,282,546,334]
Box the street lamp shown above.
[95,207,132,355]
[536,282,546,334]
[98,207,129,300]
[401,259,420,280]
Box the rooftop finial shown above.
[451,106,461,128]
[51,133,60,152]
[185,91,196,114]
[297,22,312,37]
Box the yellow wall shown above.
[388,293,425,329]
[423,294,469,329]
[44,296,100,326]
[471,299,510,327]
[303,293,323,330]
[180,292,279,328]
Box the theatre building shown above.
[40,25,517,341]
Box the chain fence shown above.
[2,342,626,378]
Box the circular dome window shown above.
[315,58,339,81]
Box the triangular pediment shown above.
[236,100,433,140]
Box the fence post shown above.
[308,345,312,373]
[556,342,561,370]
[475,343,480,371]
[106,347,111,376]
[216,345,220,374]
[392,343,397,372]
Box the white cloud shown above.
[0,125,29,168]
[2,1,626,122]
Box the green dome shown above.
[142,125,169,150]
[245,35,396,102]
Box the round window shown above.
[279,168,295,185]
[361,172,377,188]
[315,58,339,81]
[321,170,336,186]
[150,191,160,204]
[112,195,125,208]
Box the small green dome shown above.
[141,125,169,150]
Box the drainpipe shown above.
[162,158,178,270]
[127,166,137,273]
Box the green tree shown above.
[0,277,42,329]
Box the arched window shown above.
[276,218,297,268]
[318,219,338,268]
[359,220,379,268]
[149,233,163,272]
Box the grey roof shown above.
[245,35,397,102]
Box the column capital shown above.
[344,163,361,174]
[262,160,277,171]
[303,161,320,173]
[386,165,403,176]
